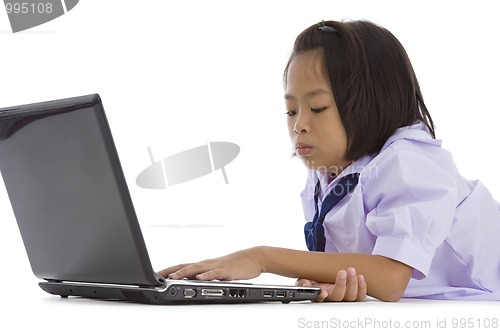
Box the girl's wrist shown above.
[252,246,271,274]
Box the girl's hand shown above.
[157,247,265,281]
[296,267,367,302]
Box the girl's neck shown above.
[317,162,353,183]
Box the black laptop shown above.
[0,94,320,304]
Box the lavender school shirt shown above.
[300,121,500,300]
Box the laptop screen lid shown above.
[0,94,164,287]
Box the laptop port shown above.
[183,288,196,298]
[276,291,286,298]
[229,288,247,298]
[263,290,274,298]
[297,289,317,296]
[201,289,224,297]
[168,287,178,296]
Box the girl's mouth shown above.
[296,143,313,156]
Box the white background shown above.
[1,1,499,331]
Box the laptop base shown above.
[39,280,318,304]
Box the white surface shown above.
[1,1,499,331]
[2,282,500,332]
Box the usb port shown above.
[263,290,273,298]
[276,291,286,298]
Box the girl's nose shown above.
[293,112,310,134]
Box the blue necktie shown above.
[304,173,360,252]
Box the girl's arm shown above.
[261,246,412,302]
[159,246,412,302]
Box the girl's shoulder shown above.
[359,122,456,179]
[380,120,442,152]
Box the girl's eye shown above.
[285,111,296,117]
[311,107,327,113]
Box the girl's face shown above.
[285,50,350,175]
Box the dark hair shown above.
[284,20,435,161]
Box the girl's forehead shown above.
[285,50,330,91]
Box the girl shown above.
[159,20,500,302]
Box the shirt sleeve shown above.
[363,142,458,280]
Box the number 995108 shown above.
[5,2,53,14]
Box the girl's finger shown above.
[328,270,347,301]
[296,279,313,287]
[312,289,329,303]
[356,274,367,301]
[156,263,192,278]
[167,263,213,280]
[343,267,359,301]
